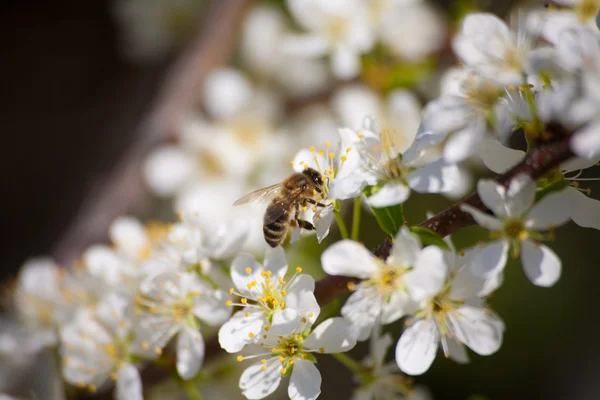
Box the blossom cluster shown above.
[2,1,600,400]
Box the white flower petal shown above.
[568,187,600,230]
[380,290,414,325]
[525,189,572,230]
[240,360,282,400]
[193,289,231,327]
[448,305,504,356]
[460,204,503,231]
[285,275,320,323]
[404,246,448,302]
[571,119,600,160]
[281,34,330,57]
[476,137,525,173]
[366,182,411,208]
[321,240,379,278]
[407,160,461,194]
[314,205,334,243]
[470,240,509,277]
[205,220,248,259]
[476,179,510,218]
[442,119,486,164]
[109,217,149,260]
[341,288,381,341]
[95,292,131,339]
[143,146,194,197]
[388,227,422,268]
[231,253,264,297]
[521,241,561,287]
[440,336,469,364]
[505,174,535,217]
[270,309,302,337]
[203,68,252,120]
[331,46,361,79]
[289,359,322,400]
[328,174,367,200]
[116,363,142,400]
[264,246,288,278]
[304,317,356,353]
[395,319,439,376]
[218,310,265,353]
[177,327,205,380]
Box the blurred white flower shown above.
[461,174,572,287]
[133,271,229,380]
[284,0,376,79]
[237,313,355,400]
[375,0,446,62]
[60,293,141,399]
[219,248,318,353]
[395,247,504,375]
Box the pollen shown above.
[110,372,118,381]
[279,356,285,362]
[226,300,233,306]
[319,149,325,155]
[154,347,162,355]
[310,146,315,153]
[280,290,287,296]
[308,312,314,318]
[142,341,149,350]
[88,384,97,393]
[245,312,250,317]
[302,317,307,323]
[261,365,268,370]
[280,368,286,374]
[341,155,347,162]
[296,267,303,273]
[245,267,252,274]
[278,277,286,285]
[261,359,267,363]
[248,332,255,338]
[241,298,248,304]
[237,355,244,362]
[329,152,335,159]
[347,281,357,291]
[325,141,331,148]
[229,288,234,295]
[264,326,270,331]
[346,147,352,153]
[319,347,325,354]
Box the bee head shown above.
[303,167,324,187]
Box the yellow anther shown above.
[268,283,274,290]
[247,283,253,290]
[226,300,233,306]
[310,146,316,153]
[347,282,357,291]
[110,372,118,381]
[142,341,149,350]
[296,267,303,273]
[88,384,97,393]
[265,278,271,284]
[245,267,252,274]
[272,299,279,305]
[245,312,250,317]
[302,317,307,323]
[261,359,267,363]
[261,365,268,370]
[573,181,580,188]
[329,152,335,159]
[319,149,325,155]
[154,347,162,355]
[325,141,331,148]
[319,347,325,354]
[301,354,307,359]
[280,368,286,374]
[302,206,308,212]
[237,355,244,362]
[296,335,303,341]
[241,298,248,304]
[341,155,347,162]
[279,356,285,362]
[346,147,352,153]
[459,251,465,257]
[586,188,592,196]
[308,312,314,318]
[280,302,285,308]
[266,271,272,276]
[264,326,270,331]
[229,288,234,295]
[280,290,287,296]
[248,332,255,338]
[290,161,294,166]
[289,359,295,365]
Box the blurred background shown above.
[2,0,600,399]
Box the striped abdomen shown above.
[263,201,292,248]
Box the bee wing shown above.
[233,184,283,206]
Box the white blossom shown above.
[133,271,230,380]
[219,247,319,353]
[60,293,141,399]
[237,312,355,400]
[461,174,572,287]
[283,0,376,79]
[321,227,444,341]
[395,247,504,375]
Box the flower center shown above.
[502,219,527,241]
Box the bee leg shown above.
[294,203,315,230]
[303,198,328,208]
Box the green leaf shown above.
[409,226,450,251]
[364,185,405,237]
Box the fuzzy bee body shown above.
[233,168,327,247]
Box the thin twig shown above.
[52,0,251,266]
[316,136,575,304]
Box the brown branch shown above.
[52,0,252,266]
[316,136,575,303]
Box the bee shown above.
[233,168,328,248]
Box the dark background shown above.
[3,1,600,399]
